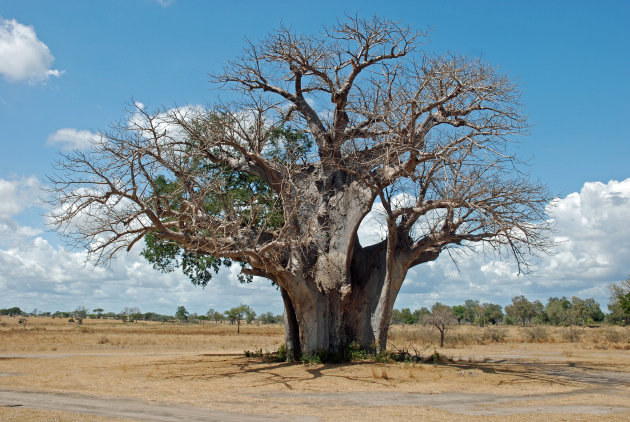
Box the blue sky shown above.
[1,0,629,316]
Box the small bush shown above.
[561,327,581,342]
[524,326,549,343]
[448,329,482,346]
[345,341,369,361]
[482,327,507,343]
[389,344,427,363]
[374,350,393,363]
[603,328,623,343]
[301,353,322,364]
[244,348,263,358]
[276,344,288,361]
[390,325,437,345]
[431,350,451,363]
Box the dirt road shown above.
[0,388,317,422]
[2,384,628,420]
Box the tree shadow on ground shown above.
[446,358,630,388]
[138,355,401,389]
[135,353,630,391]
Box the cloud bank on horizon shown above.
[1,175,629,315]
[0,17,62,84]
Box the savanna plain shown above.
[1,316,629,421]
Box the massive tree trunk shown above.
[274,172,387,356]
[276,237,412,356]
[276,226,442,357]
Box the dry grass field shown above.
[1,316,629,421]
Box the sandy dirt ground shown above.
[1,317,629,421]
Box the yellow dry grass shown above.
[0,408,134,422]
[388,323,630,349]
[0,316,284,354]
[1,316,629,421]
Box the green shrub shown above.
[243,348,263,358]
[276,344,288,361]
[345,341,369,361]
[301,353,322,364]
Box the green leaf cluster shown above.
[140,127,310,287]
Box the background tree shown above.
[259,311,282,324]
[505,296,538,327]
[93,308,104,319]
[49,15,551,357]
[568,296,604,327]
[122,307,140,317]
[245,307,257,324]
[390,309,403,325]
[609,278,630,324]
[130,311,144,322]
[462,300,480,324]
[206,308,226,324]
[545,297,571,326]
[224,305,251,333]
[1,307,24,316]
[480,303,504,325]
[400,308,415,325]
[211,310,225,324]
[452,305,465,324]
[175,306,189,322]
[423,303,456,347]
[412,307,430,324]
[74,306,88,319]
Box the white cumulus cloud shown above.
[365,178,630,310]
[544,179,630,281]
[0,175,39,220]
[47,128,95,151]
[0,17,63,83]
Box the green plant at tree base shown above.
[247,342,438,365]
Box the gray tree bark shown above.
[280,288,301,361]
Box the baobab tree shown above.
[49,16,551,359]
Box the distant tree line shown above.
[0,307,25,316]
[391,277,630,328]
[390,293,628,327]
[1,304,283,326]
[4,278,629,327]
